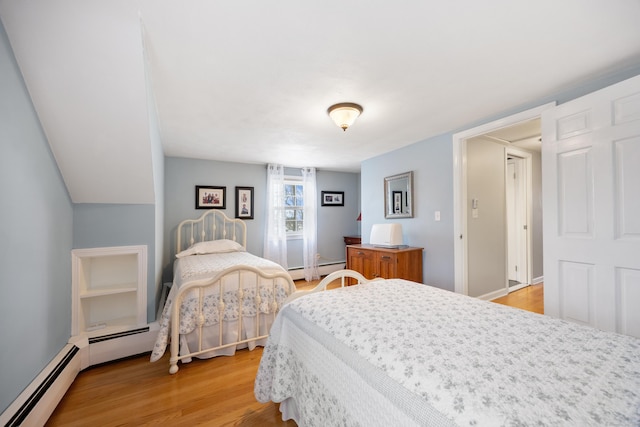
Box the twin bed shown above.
[150,210,296,374]
[152,211,640,425]
[256,274,640,426]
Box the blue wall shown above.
[361,65,640,292]
[0,21,73,413]
[362,135,455,289]
[72,204,157,322]
[164,158,360,281]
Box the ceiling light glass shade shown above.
[328,103,363,131]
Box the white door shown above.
[506,159,519,282]
[542,74,640,337]
[506,155,528,289]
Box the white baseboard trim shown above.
[0,343,81,427]
[288,262,346,281]
[0,322,161,426]
[478,288,508,301]
[532,276,544,285]
[87,322,159,366]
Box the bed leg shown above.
[169,361,179,374]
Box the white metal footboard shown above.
[169,265,295,374]
[284,269,381,304]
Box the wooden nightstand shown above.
[346,244,423,283]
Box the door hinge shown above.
[523,225,528,230]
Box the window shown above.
[284,179,304,236]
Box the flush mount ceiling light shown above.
[327,102,363,131]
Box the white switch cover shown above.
[472,208,479,219]
[435,211,441,221]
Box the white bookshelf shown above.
[71,245,147,338]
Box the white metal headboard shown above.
[176,210,247,253]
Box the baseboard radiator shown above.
[288,262,346,281]
[1,344,80,427]
[0,324,158,426]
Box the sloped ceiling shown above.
[1,0,640,204]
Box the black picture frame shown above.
[321,191,344,206]
[235,186,254,219]
[195,185,226,209]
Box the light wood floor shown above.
[46,280,543,426]
[492,282,544,314]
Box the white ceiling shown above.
[2,1,640,203]
[479,118,542,152]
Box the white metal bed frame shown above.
[169,265,295,374]
[284,269,381,305]
[175,209,247,254]
[166,210,296,374]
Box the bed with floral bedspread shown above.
[151,238,295,374]
[255,278,640,426]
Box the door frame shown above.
[452,102,554,295]
[505,148,532,292]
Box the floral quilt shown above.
[150,251,291,362]
[255,279,640,426]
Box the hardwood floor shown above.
[46,280,543,426]
[492,282,544,314]
[46,347,291,427]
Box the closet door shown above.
[542,75,640,337]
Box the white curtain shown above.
[264,164,288,269]
[301,167,320,281]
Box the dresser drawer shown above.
[346,244,423,283]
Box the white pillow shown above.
[176,239,245,258]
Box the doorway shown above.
[453,103,552,297]
[505,152,530,293]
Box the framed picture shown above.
[235,186,254,219]
[321,191,344,206]
[392,191,402,214]
[195,185,226,209]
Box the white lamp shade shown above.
[328,103,363,131]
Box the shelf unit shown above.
[71,245,147,338]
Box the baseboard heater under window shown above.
[288,261,346,281]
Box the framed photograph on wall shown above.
[235,186,254,219]
[321,191,344,206]
[195,185,226,209]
